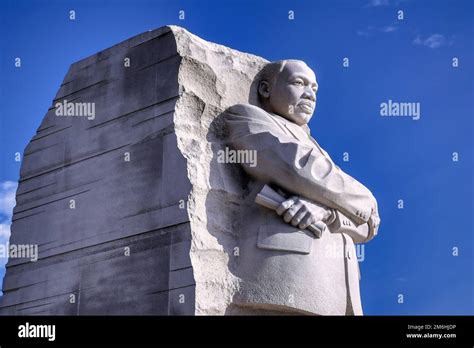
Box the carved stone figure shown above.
[224,59,380,315]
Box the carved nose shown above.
[303,89,316,102]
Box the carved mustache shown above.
[297,101,315,111]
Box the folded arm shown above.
[224,103,379,233]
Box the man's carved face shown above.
[260,61,318,126]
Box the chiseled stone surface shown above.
[0,25,265,315]
[172,27,267,315]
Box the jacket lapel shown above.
[268,112,335,164]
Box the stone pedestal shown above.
[0,26,267,315]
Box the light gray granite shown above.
[0,26,195,315]
[223,60,380,315]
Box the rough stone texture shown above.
[173,28,267,315]
[0,25,266,315]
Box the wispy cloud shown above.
[365,0,408,7]
[381,25,398,33]
[0,181,17,283]
[0,181,17,220]
[357,25,398,37]
[357,29,373,37]
[366,0,390,7]
[413,34,452,48]
[0,181,17,242]
[0,223,10,240]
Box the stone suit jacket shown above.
[224,103,380,315]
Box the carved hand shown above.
[368,199,381,237]
[276,196,331,230]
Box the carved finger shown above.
[283,200,302,223]
[298,214,315,230]
[276,197,297,216]
[291,209,308,227]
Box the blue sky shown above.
[0,0,472,314]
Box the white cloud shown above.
[367,0,390,6]
[0,181,17,220]
[0,223,10,240]
[357,25,398,36]
[381,26,398,33]
[0,181,17,293]
[413,34,451,49]
[365,0,409,8]
[0,181,17,249]
[0,221,12,273]
[357,30,372,37]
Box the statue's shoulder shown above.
[226,103,270,120]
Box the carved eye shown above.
[293,79,304,86]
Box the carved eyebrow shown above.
[289,74,317,86]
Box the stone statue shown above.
[224,59,380,315]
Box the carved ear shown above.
[258,80,271,99]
